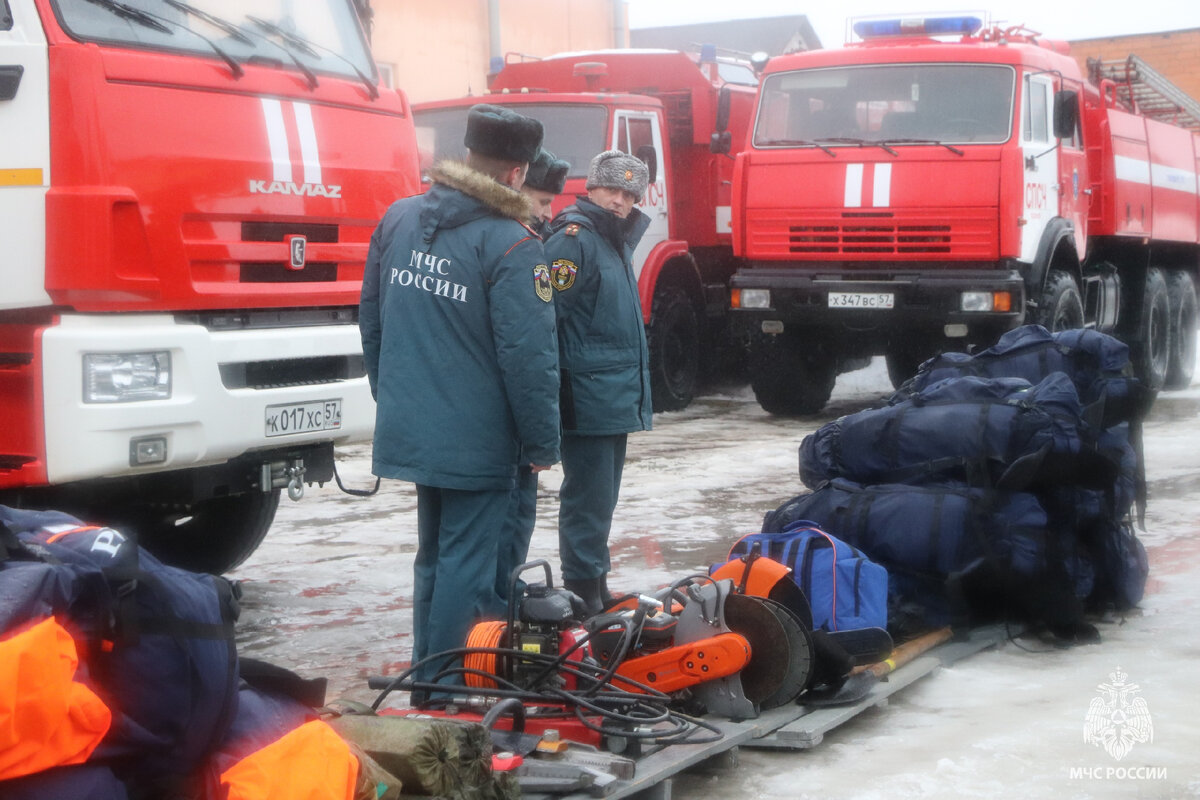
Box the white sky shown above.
[625,1,1200,50]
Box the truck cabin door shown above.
[0,0,52,310]
[612,110,668,279]
[1053,85,1088,258]
[1018,73,1058,264]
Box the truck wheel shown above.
[648,285,700,412]
[1134,268,1170,391]
[885,348,931,390]
[1036,270,1084,332]
[749,334,836,416]
[1165,270,1197,389]
[130,489,281,575]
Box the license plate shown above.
[827,292,895,309]
[265,399,342,437]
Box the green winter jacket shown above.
[545,198,652,436]
[360,161,560,490]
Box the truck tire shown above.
[648,285,700,412]
[1165,270,1197,389]
[885,347,931,390]
[1133,268,1170,391]
[749,333,836,416]
[131,489,281,575]
[1035,270,1084,332]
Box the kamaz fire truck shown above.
[413,48,757,411]
[0,0,420,572]
[729,16,1200,414]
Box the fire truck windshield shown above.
[51,0,375,84]
[414,103,607,179]
[753,63,1015,149]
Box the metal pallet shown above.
[525,624,1013,800]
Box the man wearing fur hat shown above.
[360,104,560,692]
[521,148,570,237]
[494,148,572,610]
[544,149,653,614]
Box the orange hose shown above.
[464,620,506,689]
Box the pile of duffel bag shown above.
[768,325,1154,641]
[0,505,397,800]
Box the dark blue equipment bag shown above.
[800,373,1121,492]
[722,522,888,632]
[0,505,241,786]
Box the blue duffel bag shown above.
[893,325,1153,427]
[719,522,888,632]
[800,372,1120,492]
[762,480,1097,634]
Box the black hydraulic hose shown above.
[333,459,380,497]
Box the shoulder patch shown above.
[551,259,577,292]
[564,223,581,237]
[533,264,554,303]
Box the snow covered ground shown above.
[233,351,1200,799]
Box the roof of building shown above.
[630,15,822,57]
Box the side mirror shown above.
[715,85,732,132]
[635,144,658,184]
[710,130,732,155]
[1053,89,1079,140]
[750,51,769,74]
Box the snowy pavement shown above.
[232,356,1200,799]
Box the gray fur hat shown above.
[463,103,543,163]
[586,149,649,202]
[525,148,571,194]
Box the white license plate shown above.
[265,399,342,437]
[827,292,895,309]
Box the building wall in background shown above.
[1069,28,1200,103]
[371,0,625,103]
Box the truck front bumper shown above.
[730,267,1026,347]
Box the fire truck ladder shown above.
[1087,54,1200,133]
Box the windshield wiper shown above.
[816,137,900,157]
[84,0,171,34]
[247,15,379,100]
[162,0,252,45]
[879,138,965,156]
[760,138,837,157]
[240,15,318,90]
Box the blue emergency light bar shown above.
[853,16,984,39]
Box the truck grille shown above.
[749,209,997,260]
[219,355,365,390]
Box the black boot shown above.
[563,577,605,617]
[599,574,619,608]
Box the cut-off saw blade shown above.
[722,593,811,705]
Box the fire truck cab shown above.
[414,48,758,411]
[730,16,1199,414]
[0,0,420,572]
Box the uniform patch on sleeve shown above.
[533,264,554,302]
[551,259,577,291]
[564,223,581,237]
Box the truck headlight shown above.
[84,352,171,403]
[735,288,772,309]
[960,291,1012,313]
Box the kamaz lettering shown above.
[249,180,343,198]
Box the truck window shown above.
[619,116,655,157]
[414,103,606,179]
[753,64,1014,147]
[1022,75,1051,143]
[1,2,12,31]
[48,0,375,83]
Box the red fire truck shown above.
[729,16,1200,414]
[0,0,420,572]
[413,48,757,411]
